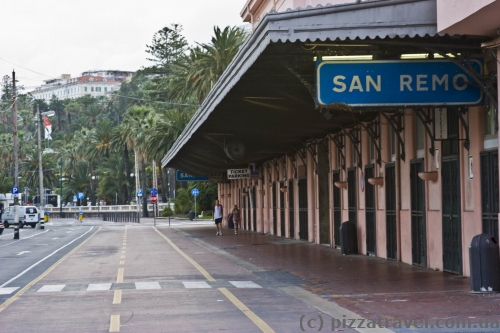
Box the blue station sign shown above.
[176,170,209,182]
[316,59,483,107]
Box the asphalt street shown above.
[0,219,362,333]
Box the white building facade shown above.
[30,70,134,102]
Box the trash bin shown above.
[227,213,234,229]
[469,234,500,293]
[188,210,195,221]
[340,221,358,255]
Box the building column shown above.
[497,46,500,245]
[307,148,316,243]
[257,177,264,233]
[263,166,270,234]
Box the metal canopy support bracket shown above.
[329,134,346,171]
[306,143,318,174]
[380,111,406,162]
[343,127,363,169]
[287,153,298,179]
[271,158,280,179]
[359,116,382,166]
[296,147,308,170]
[414,108,435,156]
[453,107,470,151]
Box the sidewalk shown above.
[174,225,500,330]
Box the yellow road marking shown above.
[113,290,122,304]
[121,246,126,250]
[219,288,275,333]
[109,314,120,332]
[153,227,215,282]
[0,227,100,313]
[153,227,273,332]
[116,268,124,283]
[119,261,125,265]
[120,255,125,259]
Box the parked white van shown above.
[2,206,41,228]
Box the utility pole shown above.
[12,70,20,240]
[37,104,45,230]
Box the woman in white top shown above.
[213,200,223,235]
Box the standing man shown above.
[213,199,223,236]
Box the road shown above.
[0,219,362,333]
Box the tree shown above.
[145,23,188,74]
[169,26,247,103]
[49,96,65,131]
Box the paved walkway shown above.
[166,223,500,331]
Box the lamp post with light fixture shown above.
[37,107,55,229]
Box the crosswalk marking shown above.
[135,282,161,290]
[37,285,65,292]
[17,281,264,295]
[182,281,211,289]
[88,283,112,291]
[230,281,262,288]
[0,287,19,295]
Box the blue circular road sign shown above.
[191,188,199,197]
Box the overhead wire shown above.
[110,93,200,107]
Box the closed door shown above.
[442,157,461,274]
[280,182,285,237]
[365,165,376,255]
[289,180,294,238]
[411,159,426,267]
[272,182,277,234]
[252,186,257,231]
[347,167,357,224]
[333,170,341,247]
[298,178,308,240]
[386,163,397,260]
[481,150,499,237]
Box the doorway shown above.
[272,182,277,235]
[298,178,308,240]
[481,150,499,237]
[386,163,397,260]
[411,159,426,267]
[280,181,285,237]
[333,170,341,247]
[365,164,376,255]
[289,179,294,238]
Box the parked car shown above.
[2,206,41,228]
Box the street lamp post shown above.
[92,175,99,216]
[37,107,55,230]
[59,160,63,218]
[131,173,140,223]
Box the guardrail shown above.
[44,203,171,214]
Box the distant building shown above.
[30,70,135,102]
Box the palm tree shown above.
[169,26,247,103]
[63,161,90,205]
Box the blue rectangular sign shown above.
[316,59,483,107]
[176,170,209,182]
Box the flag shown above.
[43,116,52,140]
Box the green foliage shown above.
[0,24,244,209]
[162,205,174,217]
[188,181,218,211]
[145,23,188,74]
[173,188,192,214]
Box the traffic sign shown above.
[11,186,19,194]
[137,189,143,197]
[23,187,29,192]
[150,187,158,196]
[73,195,77,202]
[150,196,158,203]
[78,192,85,199]
[191,188,199,197]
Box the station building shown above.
[162,0,500,276]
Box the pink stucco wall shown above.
[437,0,500,36]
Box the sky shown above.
[0,0,247,92]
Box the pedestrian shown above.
[213,199,223,236]
[232,204,240,234]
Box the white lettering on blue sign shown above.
[317,60,482,107]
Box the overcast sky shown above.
[0,0,247,92]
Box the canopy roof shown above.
[162,0,488,175]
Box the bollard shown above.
[13,224,19,239]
